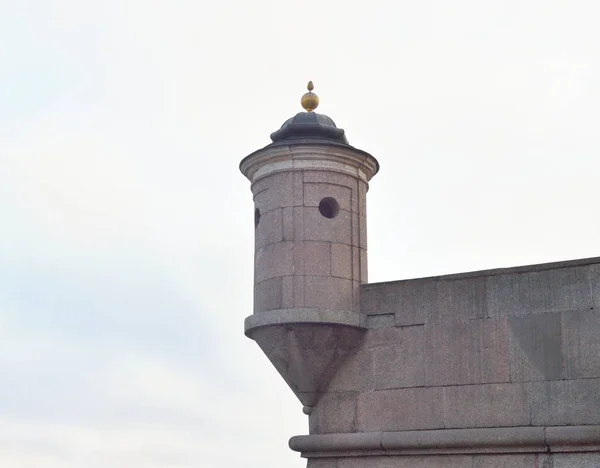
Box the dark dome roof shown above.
[270,112,349,145]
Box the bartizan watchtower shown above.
[240,83,600,468]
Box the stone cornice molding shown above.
[289,425,600,458]
[239,143,379,184]
[244,308,366,336]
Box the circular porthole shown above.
[254,208,261,228]
[318,197,339,219]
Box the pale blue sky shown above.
[1,1,599,467]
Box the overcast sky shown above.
[1,1,599,467]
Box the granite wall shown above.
[297,257,600,467]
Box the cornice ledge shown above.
[240,144,379,183]
[244,308,366,336]
[289,425,600,458]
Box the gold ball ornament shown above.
[301,81,319,112]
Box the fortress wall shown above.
[304,258,600,466]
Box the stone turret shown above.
[240,82,379,414]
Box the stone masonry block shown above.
[356,387,445,432]
[363,326,405,349]
[302,170,358,187]
[304,207,352,245]
[309,392,357,434]
[331,243,353,280]
[552,453,600,468]
[307,460,334,468]
[254,208,282,249]
[252,171,294,212]
[529,378,600,426]
[366,313,395,329]
[292,206,305,241]
[327,349,374,392]
[304,276,355,311]
[562,309,600,379]
[294,241,331,276]
[255,241,294,283]
[358,213,367,250]
[591,264,600,307]
[293,275,305,308]
[373,325,425,389]
[397,277,487,324]
[337,456,473,468]
[508,313,563,381]
[254,277,282,313]
[282,207,294,241]
[472,455,537,468]
[425,318,510,386]
[282,276,294,309]
[486,266,593,317]
[360,248,368,283]
[358,180,367,216]
[361,282,423,323]
[443,383,530,428]
[350,213,367,250]
[293,171,303,203]
[304,182,354,213]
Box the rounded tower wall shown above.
[243,144,376,316]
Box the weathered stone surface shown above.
[361,282,424,323]
[358,180,367,216]
[254,207,283,249]
[304,182,354,213]
[443,383,530,428]
[304,206,352,245]
[282,276,294,308]
[425,318,510,386]
[255,241,294,283]
[309,392,357,434]
[252,171,294,212]
[302,170,359,187]
[293,274,305,307]
[304,276,355,311]
[254,277,282,312]
[327,349,374,392]
[552,453,600,468]
[292,206,305,241]
[373,325,425,389]
[356,387,444,432]
[472,454,536,468]
[562,309,600,379]
[308,459,337,468]
[282,206,294,241]
[331,242,353,280]
[363,326,405,349]
[293,171,303,203]
[336,455,472,468]
[508,313,563,381]
[357,213,367,250]
[365,313,395,329]
[487,267,593,317]
[591,264,600,307]
[361,276,486,324]
[359,248,368,283]
[545,425,600,452]
[400,278,487,322]
[294,241,331,277]
[252,324,365,408]
[529,378,600,426]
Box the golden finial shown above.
[301,81,319,112]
